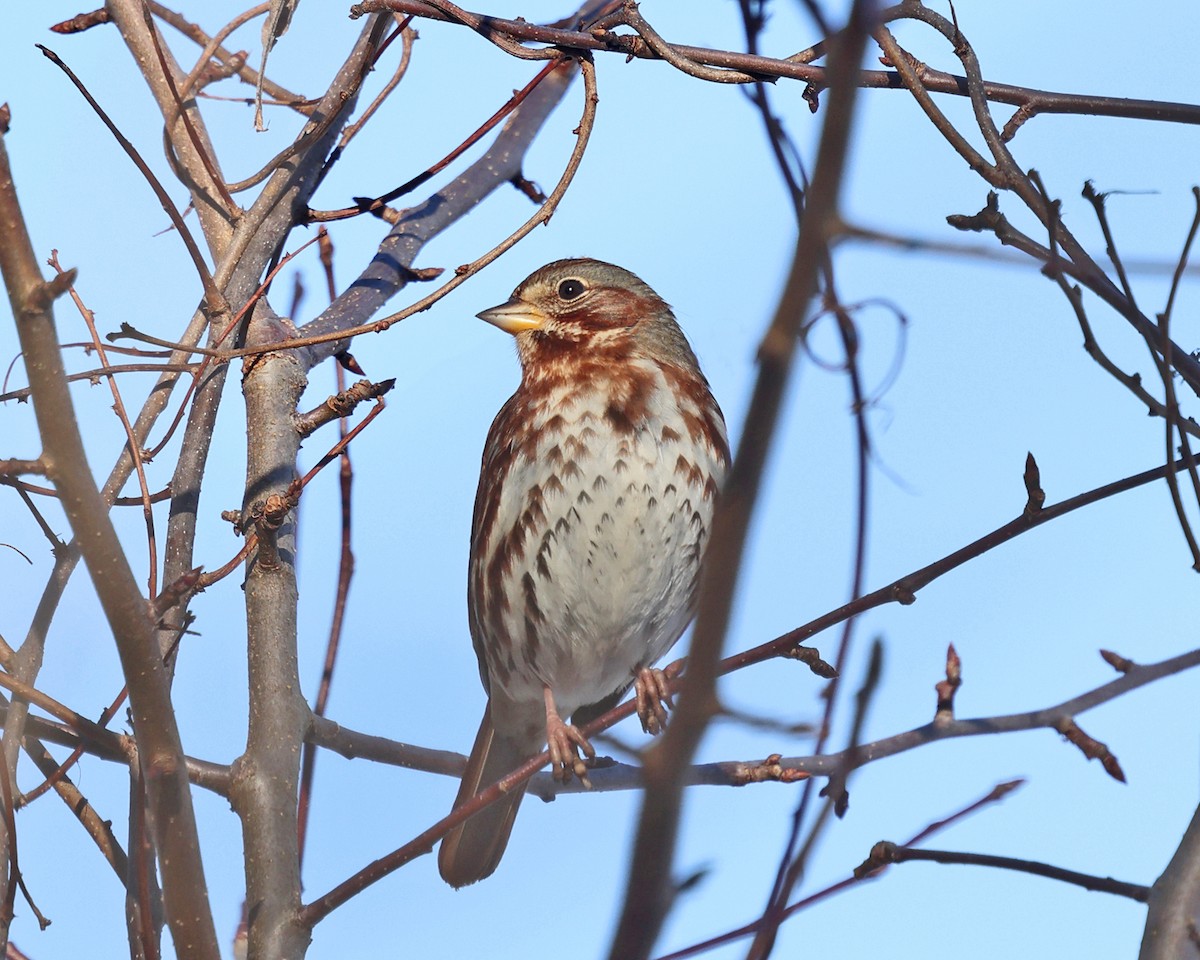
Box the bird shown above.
[437,258,729,888]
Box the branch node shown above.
[1000,103,1036,143]
[1099,649,1135,674]
[50,8,111,34]
[336,351,365,375]
[247,491,296,570]
[802,82,821,113]
[151,567,204,620]
[509,171,547,203]
[946,191,1003,235]
[294,378,395,438]
[735,754,811,785]
[26,268,78,312]
[933,643,961,722]
[1023,451,1045,516]
[853,840,898,879]
[220,509,245,536]
[1056,717,1126,782]
[783,644,838,678]
[401,264,445,282]
[891,583,916,605]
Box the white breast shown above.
[476,359,725,715]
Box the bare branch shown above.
[855,841,1150,901]
[107,0,236,253]
[0,117,220,960]
[1141,803,1200,960]
[154,1,313,114]
[353,0,1200,128]
[35,45,224,311]
[294,379,394,438]
[294,55,591,364]
[656,780,1026,960]
[608,4,875,956]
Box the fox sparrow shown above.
[437,258,729,888]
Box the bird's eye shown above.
[557,278,586,301]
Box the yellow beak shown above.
[476,297,548,335]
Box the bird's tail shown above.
[438,709,537,888]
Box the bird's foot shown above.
[635,666,674,736]
[545,689,595,786]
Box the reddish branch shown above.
[351,0,1200,128]
[855,841,1150,902]
[655,780,1026,960]
[308,56,562,222]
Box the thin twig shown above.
[0,120,220,958]
[350,0,1200,129]
[152,1,312,113]
[47,252,159,597]
[607,4,874,956]
[855,842,1150,901]
[240,54,594,359]
[139,1,237,214]
[35,45,225,313]
[655,780,1025,960]
[308,55,561,223]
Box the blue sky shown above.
[1,2,1198,957]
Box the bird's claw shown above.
[635,667,674,736]
[547,716,595,787]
